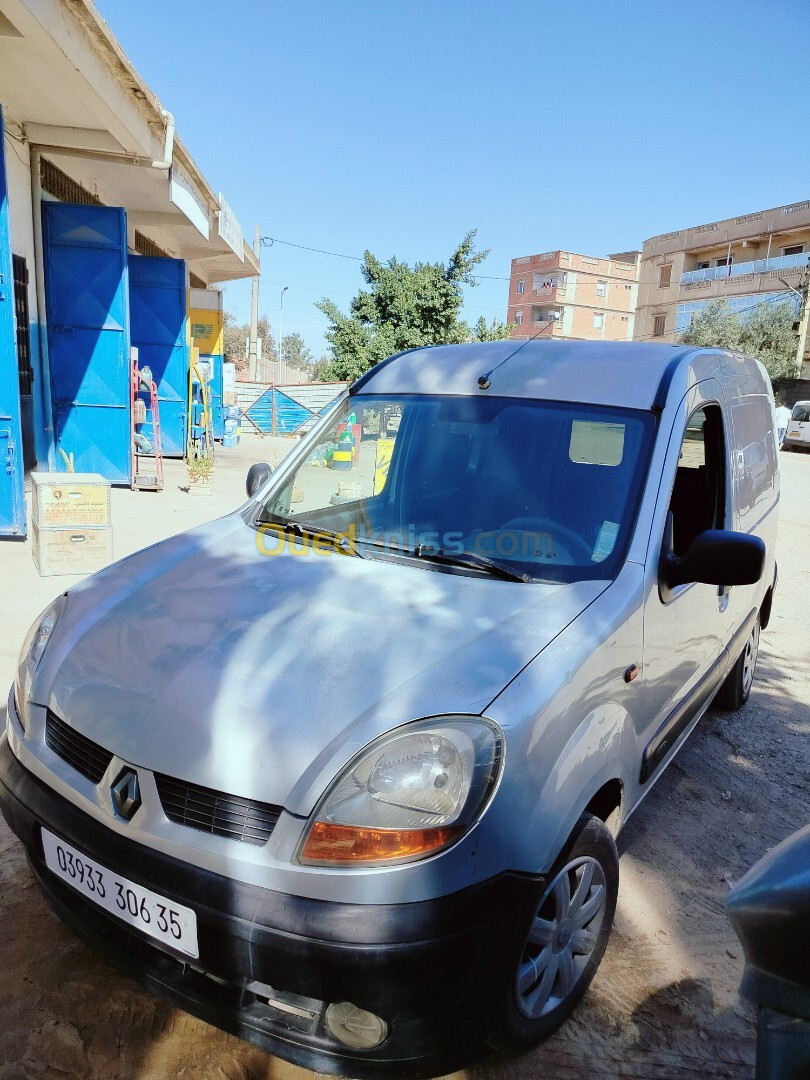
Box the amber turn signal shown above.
[300,821,465,865]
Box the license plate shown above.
[42,828,199,958]
[789,431,801,438]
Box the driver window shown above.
[669,406,726,557]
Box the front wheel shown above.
[715,617,760,711]
[490,813,619,1053]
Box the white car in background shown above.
[784,401,810,451]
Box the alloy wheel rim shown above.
[516,855,607,1019]
[742,622,760,697]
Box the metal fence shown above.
[237,382,347,436]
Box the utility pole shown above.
[794,268,810,379]
[248,225,260,381]
[278,286,288,384]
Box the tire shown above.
[490,813,619,1054]
[715,617,760,711]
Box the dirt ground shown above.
[0,446,808,1080]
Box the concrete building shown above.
[0,0,258,538]
[634,200,809,348]
[506,250,639,342]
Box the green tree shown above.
[680,297,798,382]
[280,332,313,371]
[316,229,507,381]
[311,355,336,381]
[469,314,512,342]
[222,309,245,368]
[739,300,800,382]
[222,311,277,378]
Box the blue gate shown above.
[0,105,25,536]
[42,203,131,482]
[129,255,187,457]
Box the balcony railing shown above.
[682,251,809,284]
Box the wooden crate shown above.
[32,523,113,577]
[31,472,111,528]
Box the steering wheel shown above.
[500,516,594,564]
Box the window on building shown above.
[596,281,607,296]
[517,280,525,294]
[697,261,711,270]
[653,314,666,337]
[715,256,733,268]
[782,244,804,257]
[515,310,524,325]
[593,313,604,329]
[658,264,672,288]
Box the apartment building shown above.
[634,199,810,346]
[506,250,639,341]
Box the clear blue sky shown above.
[98,0,810,359]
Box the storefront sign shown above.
[170,163,209,239]
[217,194,244,260]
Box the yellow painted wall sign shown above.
[189,308,224,354]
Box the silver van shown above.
[1,341,778,1077]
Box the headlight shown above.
[299,717,502,867]
[14,595,67,732]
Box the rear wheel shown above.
[491,813,618,1053]
[715,617,760,711]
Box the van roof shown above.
[351,340,705,410]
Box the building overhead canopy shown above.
[0,0,258,284]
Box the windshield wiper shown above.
[258,517,364,558]
[411,545,531,583]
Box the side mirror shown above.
[726,825,810,1077]
[664,529,766,589]
[246,462,272,498]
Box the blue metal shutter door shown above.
[0,104,26,536]
[129,255,188,457]
[42,203,131,483]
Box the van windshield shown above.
[256,394,655,583]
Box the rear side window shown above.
[731,398,777,523]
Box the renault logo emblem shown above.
[111,768,142,821]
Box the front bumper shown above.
[0,732,542,1078]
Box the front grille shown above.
[155,774,280,846]
[44,711,279,846]
[45,711,114,783]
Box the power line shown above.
[260,236,363,262]
[259,234,511,282]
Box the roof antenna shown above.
[477,319,556,390]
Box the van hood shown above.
[39,515,606,814]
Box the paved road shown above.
[0,444,808,1080]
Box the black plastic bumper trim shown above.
[0,733,543,1078]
